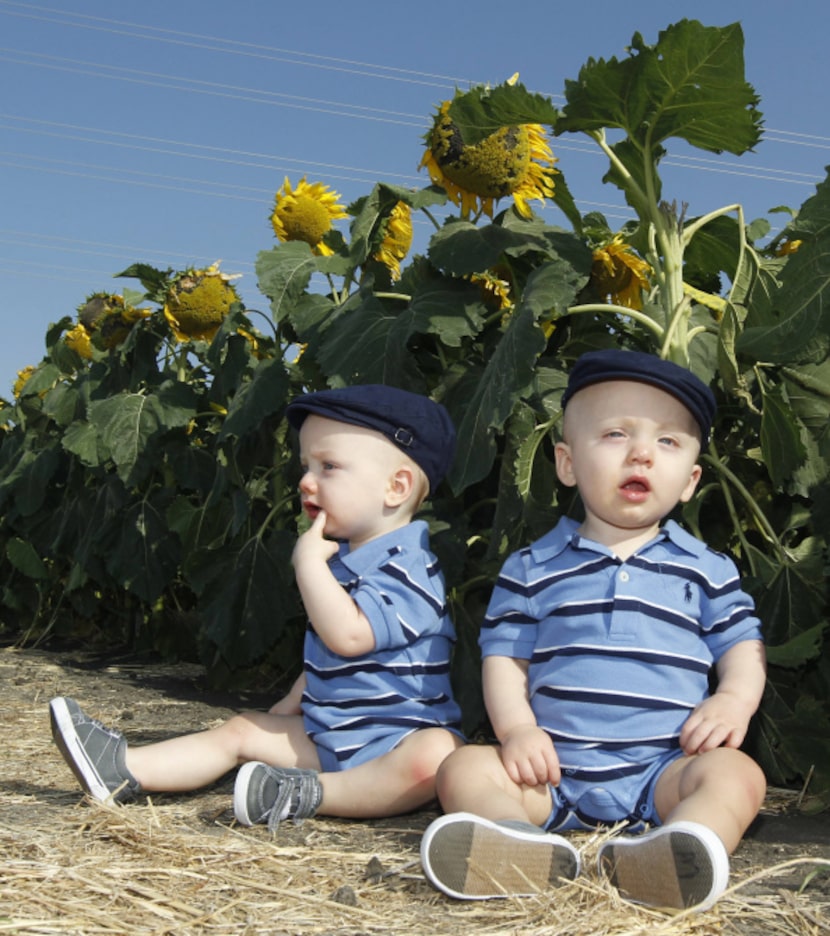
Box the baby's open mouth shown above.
[622,478,650,493]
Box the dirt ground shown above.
[2,644,828,935]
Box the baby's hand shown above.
[679,691,753,754]
[292,510,339,568]
[500,724,561,788]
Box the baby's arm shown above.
[268,672,307,715]
[484,655,561,787]
[679,639,766,754]
[292,511,375,657]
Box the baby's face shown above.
[555,381,702,543]
[297,416,406,548]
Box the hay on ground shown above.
[2,645,828,935]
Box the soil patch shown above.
[2,645,828,935]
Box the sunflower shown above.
[420,100,557,219]
[270,176,348,256]
[775,238,802,257]
[373,202,413,280]
[73,293,152,353]
[591,237,652,310]
[12,365,36,398]
[64,323,94,360]
[163,263,241,342]
[99,304,152,348]
[77,292,122,331]
[471,270,513,312]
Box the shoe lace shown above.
[266,771,321,833]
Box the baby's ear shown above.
[554,440,577,488]
[386,464,415,507]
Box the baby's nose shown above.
[628,441,653,463]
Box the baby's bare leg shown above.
[126,711,320,791]
[653,748,766,852]
[434,743,554,826]
[316,728,462,818]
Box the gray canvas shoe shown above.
[234,763,323,832]
[420,811,581,900]
[49,696,140,803]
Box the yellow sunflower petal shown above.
[373,202,413,280]
[591,237,651,310]
[420,98,557,219]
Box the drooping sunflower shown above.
[98,303,152,348]
[775,238,802,257]
[591,237,652,310]
[373,202,413,280]
[74,292,152,352]
[270,176,348,256]
[12,365,36,398]
[471,269,513,313]
[420,100,557,219]
[65,323,94,360]
[163,263,242,342]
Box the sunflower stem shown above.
[421,207,442,231]
[589,129,650,216]
[682,203,747,305]
[373,292,412,302]
[701,445,785,566]
[566,303,665,340]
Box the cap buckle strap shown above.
[394,427,414,447]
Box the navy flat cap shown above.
[285,384,456,493]
[561,349,716,444]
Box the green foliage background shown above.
[2,21,828,808]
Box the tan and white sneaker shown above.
[421,811,580,900]
[598,821,729,912]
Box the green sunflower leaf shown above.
[737,170,830,362]
[114,263,174,303]
[348,183,447,269]
[104,498,181,603]
[447,303,543,493]
[446,80,559,145]
[6,537,48,580]
[218,356,290,441]
[556,20,762,157]
[195,529,298,666]
[88,383,197,484]
[409,277,488,348]
[428,221,548,276]
[447,261,577,493]
[255,242,319,324]
[317,291,422,385]
[759,388,806,488]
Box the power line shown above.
[0,0,476,91]
[0,3,820,324]
[0,48,429,126]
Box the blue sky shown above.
[1,0,828,393]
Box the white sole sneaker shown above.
[49,697,118,802]
[597,821,729,911]
[421,811,580,900]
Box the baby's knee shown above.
[435,742,489,804]
[700,747,766,811]
[218,712,266,758]
[739,752,767,811]
[404,729,463,786]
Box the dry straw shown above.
[2,646,828,935]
